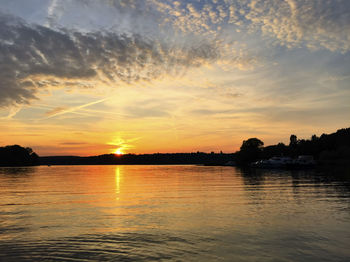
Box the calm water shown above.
[0,165,349,261]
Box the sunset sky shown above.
[0,0,349,156]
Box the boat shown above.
[252,155,315,169]
[251,157,293,168]
[293,155,316,167]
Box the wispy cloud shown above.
[43,98,108,119]
[107,136,142,153]
[45,106,67,117]
[0,105,22,119]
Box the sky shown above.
[0,0,349,156]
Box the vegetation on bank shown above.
[235,127,350,166]
[40,152,235,166]
[1,127,349,167]
[0,145,39,166]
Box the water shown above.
[0,165,349,261]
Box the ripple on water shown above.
[0,165,349,261]
[0,232,219,261]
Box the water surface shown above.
[0,165,349,261]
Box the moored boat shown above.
[252,155,315,169]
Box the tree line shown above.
[235,127,350,165]
[39,152,235,166]
[1,127,349,167]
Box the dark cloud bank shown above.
[0,13,220,107]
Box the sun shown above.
[114,148,124,155]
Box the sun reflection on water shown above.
[115,167,121,200]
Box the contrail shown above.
[44,98,108,119]
[0,106,22,120]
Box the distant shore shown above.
[1,127,349,168]
[39,153,235,166]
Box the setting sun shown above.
[114,148,124,155]
[0,1,350,261]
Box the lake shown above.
[0,165,349,261]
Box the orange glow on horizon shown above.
[114,148,124,155]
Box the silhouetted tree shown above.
[236,138,264,165]
[289,134,297,146]
[0,145,39,166]
[311,134,318,142]
[262,142,288,159]
[240,138,264,151]
[234,127,350,167]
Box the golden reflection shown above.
[115,166,121,200]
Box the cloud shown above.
[150,0,350,52]
[125,105,170,118]
[59,142,88,146]
[240,0,350,52]
[43,98,108,119]
[0,11,252,107]
[107,136,141,153]
[0,104,22,119]
[1,0,348,109]
[45,106,68,117]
